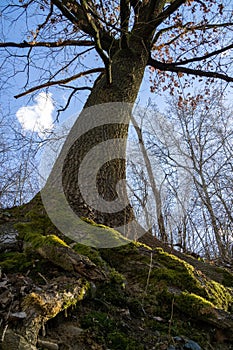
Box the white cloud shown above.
[16,92,54,137]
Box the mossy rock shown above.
[100,243,233,316]
[175,292,216,318]
[70,217,131,248]
[216,267,233,288]
[73,242,106,267]
[23,231,68,249]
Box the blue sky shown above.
[0,0,232,140]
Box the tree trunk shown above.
[42,43,150,242]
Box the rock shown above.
[37,338,59,350]
[184,339,202,350]
[10,311,27,319]
[173,336,183,342]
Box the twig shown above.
[1,324,8,343]
[168,296,175,340]
[38,272,48,284]
[142,251,153,307]
[14,68,104,99]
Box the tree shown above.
[0,0,233,238]
[164,90,233,258]
[0,111,40,208]
[124,91,232,258]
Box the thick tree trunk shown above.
[60,44,149,230]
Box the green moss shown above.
[107,331,143,350]
[146,248,233,312]
[109,268,126,285]
[80,311,143,350]
[63,280,90,309]
[101,243,233,313]
[149,267,201,295]
[0,252,31,272]
[216,267,233,287]
[175,292,215,319]
[81,311,116,331]
[15,222,43,239]
[13,193,62,244]
[99,241,151,271]
[75,217,130,248]
[92,257,128,307]
[73,243,105,267]
[24,231,68,249]
[22,280,90,318]
[205,279,232,310]
[14,217,56,242]
[155,248,195,273]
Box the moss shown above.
[109,268,126,286]
[15,222,44,240]
[63,281,90,309]
[100,243,233,314]
[81,310,116,331]
[155,248,195,273]
[73,243,105,267]
[22,280,90,318]
[205,279,232,310]
[80,311,143,350]
[175,292,216,319]
[24,231,68,249]
[99,241,151,271]
[149,267,201,296]
[107,331,144,350]
[94,268,128,304]
[75,217,130,248]
[0,252,31,272]
[13,195,55,237]
[145,248,233,312]
[216,267,233,287]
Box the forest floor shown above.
[0,194,233,350]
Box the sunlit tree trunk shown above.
[61,43,149,229]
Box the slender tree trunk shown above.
[130,114,168,242]
[59,43,149,231]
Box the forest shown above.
[0,1,233,349]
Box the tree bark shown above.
[48,42,149,235]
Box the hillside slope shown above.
[0,195,233,350]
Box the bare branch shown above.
[172,43,233,66]
[152,21,233,47]
[80,0,112,84]
[152,0,187,29]
[120,0,130,48]
[33,1,54,41]
[14,68,104,99]
[134,0,186,39]
[52,0,86,29]
[56,86,92,120]
[130,0,141,22]
[52,0,115,52]
[148,57,233,83]
[50,48,94,81]
[0,40,94,48]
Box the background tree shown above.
[0,111,40,208]
[167,91,233,259]
[0,0,233,233]
[131,91,232,259]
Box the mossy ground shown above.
[1,195,233,349]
